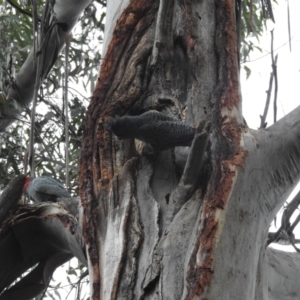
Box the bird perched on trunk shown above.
[23,176,71,203]
[110,111,196,150]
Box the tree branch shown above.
[6,0,40,21]
[259,55,278,129]
[267,248,300,298]
[270,30,278,123]
[0,0,92,132]
[245,105,300,223]
[268,189,300,246]
[0,175,26,224]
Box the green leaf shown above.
[243,65,251,79]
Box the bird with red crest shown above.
[23,176,71,203]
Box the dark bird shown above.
[110,111,196,150]
[23,176,71,203]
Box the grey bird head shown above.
[109,116,138,140]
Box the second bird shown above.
[23,176,71,203]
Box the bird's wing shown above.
[31,177,71,198]
[138,121,195,148]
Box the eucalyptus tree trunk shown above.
[79,0,300,299]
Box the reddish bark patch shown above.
[187,154,245,298]
[92,0,158,112]
[79,1,159,299]
[231,149,248,168]
[219,0,239,110]
[186,0,243,297]
[183,0,196,51]
[222,122,248,169]
[212,161,236,209]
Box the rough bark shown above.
[79,0,300,299]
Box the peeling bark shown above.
[79,0,300,299]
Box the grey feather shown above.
[26,176,71,203]
[110,111,196,150]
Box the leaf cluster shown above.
[0,1,105,192]
[0,93,87,194]
[240,0,277,77]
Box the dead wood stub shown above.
[0,175,27,225]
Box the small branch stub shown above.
[0,175,27,224]
[172,121,211,215]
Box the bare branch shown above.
[94,0,106,6]
[245,105,300,222]
[64,33,71,190]
[270,30,278,123]
[265,0,275,22]
[28,0,42,177]
[259,55,277,129]
[0,175,26,224]
[40,97,77,136]
[6,0,39,21]
[287,0,292,51]
[268,190,300,246]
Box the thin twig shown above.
[29,0,40,177]
[268,190,300,245]
[270,30,278,123]
[6,0,41,21]
[265,0,275,22]
[288,212,300,234]
[244,28,299,63]
[40,97,77,136]
[93,0,107,6]
[283,231,300,252]
[249,0,254,32]
[259,55,277,128]
[287,0,292,52]
[64,33,71,190]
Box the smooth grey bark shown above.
[267,248,300,300]
[102,0,130,56]
[198,108,300,299]
[0,0,91,131]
